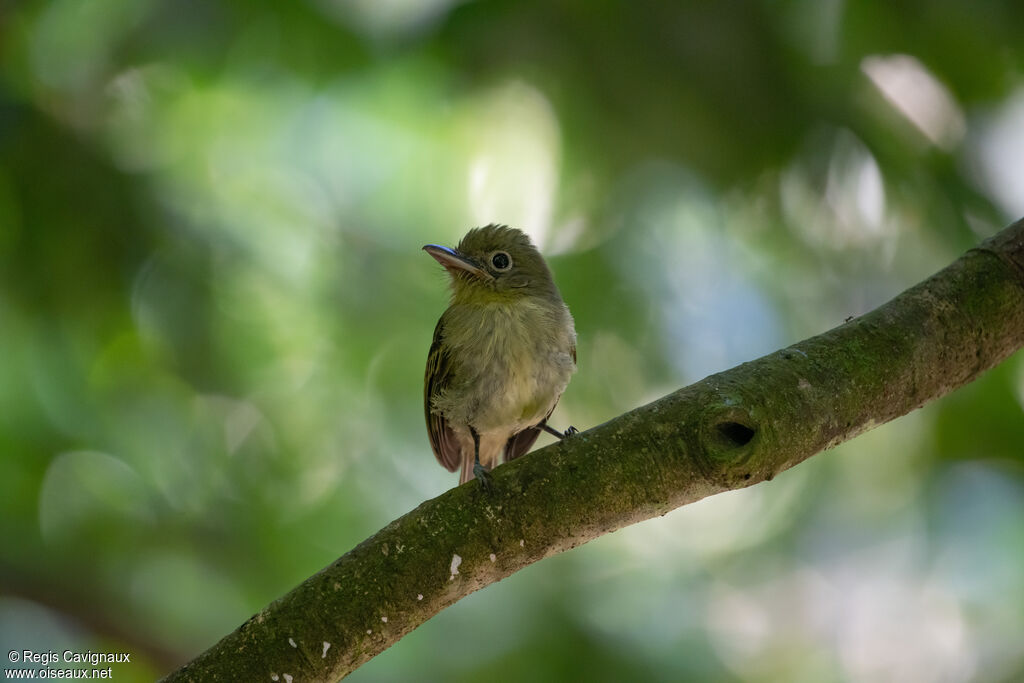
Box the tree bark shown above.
[163,218,1024,682]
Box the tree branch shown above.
[163,218,1024,682]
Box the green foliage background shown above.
[2,1,1023,681]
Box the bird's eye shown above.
[491,252,512,270]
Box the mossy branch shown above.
[163,219,1024,682]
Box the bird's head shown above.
[424,225,558,304]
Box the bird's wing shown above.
[505,341,577,461]
[504,420,545,461]
[425,315,461,472]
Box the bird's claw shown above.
[565,425,579,436]
[473,463,493,491]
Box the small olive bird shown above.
[424,225,577,486]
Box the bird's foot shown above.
[541,423,579,440]
[473,462,493,491]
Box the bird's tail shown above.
[459,457,475,485]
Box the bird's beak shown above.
[423,244,494,281]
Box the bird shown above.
[423,224,577,487]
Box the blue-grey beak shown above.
[423,244,494,281]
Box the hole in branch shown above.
[717,421,755,447]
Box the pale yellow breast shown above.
[437,298,575,434]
